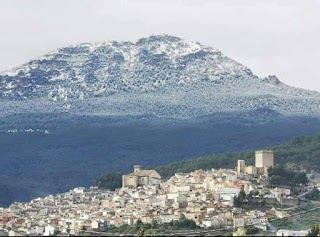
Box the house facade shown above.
[122,165,161,188]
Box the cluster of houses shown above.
[0,150,304,236]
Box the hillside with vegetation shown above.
[2,34,320,207]
[96,134,320,189]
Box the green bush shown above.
[172,219,197,229]
[268,165,308,187]
[245,226,260,235]
[305,187,320,201]
[95,172,122,190]
[307,224,320,236]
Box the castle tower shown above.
[255,150,274,168]
[237,160,246,174]
[134,165,143,173]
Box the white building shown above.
[26,226,45,235]
[217,188,240,205]
[276,229,309,236]
[202,217,220,228]
[44,225,59,236]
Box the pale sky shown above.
[0,0,320,91]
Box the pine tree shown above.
[139,227,145,236]
[308,224,320,236]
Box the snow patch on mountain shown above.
[0,34,320,119]
[0,129,50,134]
[0,34,253,100]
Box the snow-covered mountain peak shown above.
[135,34,219,59]
[136,34,182,45]
[0,35,254,100]
[262,75,282,86]
[1,34,320,119]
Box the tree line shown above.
[96,134,320,190]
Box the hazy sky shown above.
[1,0,319,91]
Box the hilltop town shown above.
[0,151,318,236]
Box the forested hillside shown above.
[96,134,320,189]
[154,134,320,178]
[2,34,320,207]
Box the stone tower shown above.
[237,160,246,174]
[134,165,143,173]
[255,150,274,169]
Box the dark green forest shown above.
[96,134,320,190]
[268,165,308,187]
[1,112,320,207]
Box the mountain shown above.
[0,34,320,207]
[0,34,252,101]
[1,34,320,118]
